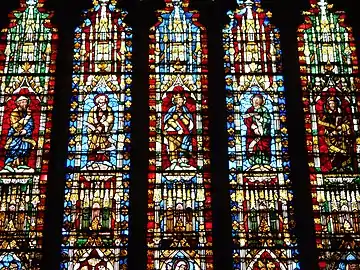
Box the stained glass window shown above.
[0,0,57,267]
[223,0,299,269]
[61,0,132,268]
[147,0,213,269]
[298,0,360,268]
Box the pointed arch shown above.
[61,0,132,268]
[223,0,299,269]
[298,0,360,268]
[147,0,213,268]
[0,0,57,267]
[247,249,287,270]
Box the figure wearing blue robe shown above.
[4,97,36,169]
[164,94,194,165]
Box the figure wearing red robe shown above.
[243,94,271,166]
[317,96,353,172]
[346,263,360,270]
[253,252,281,270]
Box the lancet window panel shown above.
[0,0,57,268]
[298,0,360,268]
[224,0,299,269]
[147,0,213,269]
[61,0,132,268]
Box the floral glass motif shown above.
[298,0,360,268]
[0,0,57,267]
[224,0,299,269]
[61,0,132,268]
[147,0,213,269]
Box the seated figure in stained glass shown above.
[86,94,115,162]
[317,95,353,172]
[4,96,36,173]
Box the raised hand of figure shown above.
[20,129,27,136]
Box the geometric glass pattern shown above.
[224,0,300,269]
[61,0,132,268]
[0,0,57,267]
[298,0,360,268]
[147,0,213,269]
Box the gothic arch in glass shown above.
[61,0,132,268]
[147,0,213,268]
[298,0,360,268]
[223,0,299,269]
[0,0,57,267]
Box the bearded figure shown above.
[318,96,353,172]
[87,94,114,162]
[4,96,36,170]
[164,92,194,167]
